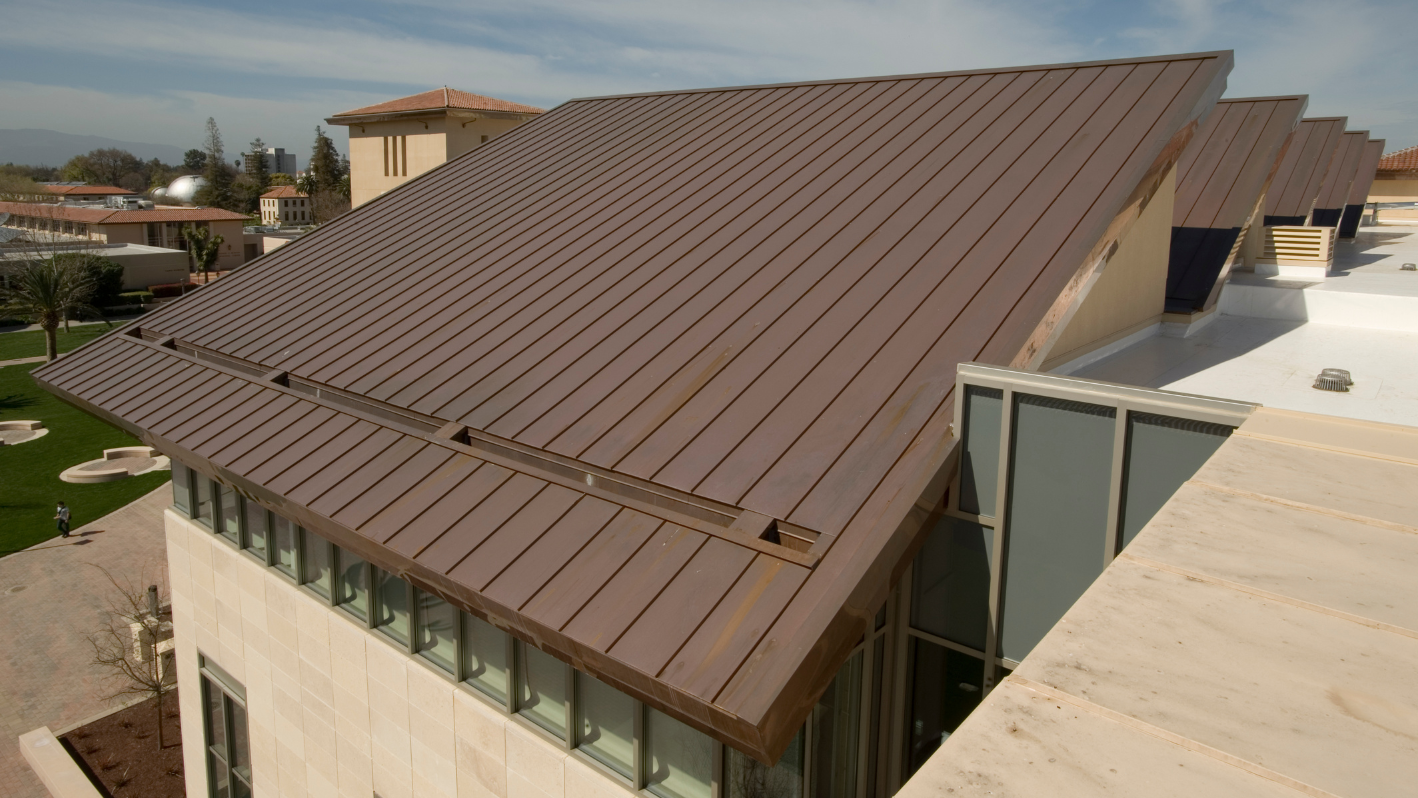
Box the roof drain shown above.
[1401,263,1416,271]
[1313,368,1353,392]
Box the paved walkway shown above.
[0,356,46,368]
[0,486,171,798]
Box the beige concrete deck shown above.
[898,407,1418,797]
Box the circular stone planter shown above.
[0,420,48,446]
[61,446,170,484]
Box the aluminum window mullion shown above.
[887,569,911,793]
[711,739,723,798]
[504,635,516,713]
[1104,401,1130,565]
[981,385,1012,694]
[563,658,575,751]
[405,581,417,655]
[856,640,873,798]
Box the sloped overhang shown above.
[35,51,1232,763]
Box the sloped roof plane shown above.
[1348,139,1387,204]
[331,87,544,119]
[1376,143,1418,176]
[1264,116,1347,223]
[1166,95,1306,312]
[1314,130,1372,216]
[35,51,1233,762]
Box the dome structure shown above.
[152,187,168,200]
[165,175,208,205]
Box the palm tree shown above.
[296,172,318,197]
[0,259,104,361]
[182,224,225,284]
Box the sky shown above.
[0,0,1414,164]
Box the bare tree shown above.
[85,564,175,749]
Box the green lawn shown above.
[0,361,170,555]
[0,325,123,362]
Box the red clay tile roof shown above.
[1377,144,1418,175]
[261,186,307,199]
[333,87,543,117]
[0,201,248,224]
[44,185,134,196]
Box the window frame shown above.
[199,653,250,798]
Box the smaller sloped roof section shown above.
[331,87,544,118]
[260,186,307,199]
[1348,139,1386,204]
[1264,117,1347,222]
[45,185,134,196]
[0,201,249,224]
[1166,95,1305,313]
[1376,143,1418,176]
[1314,130,1371,213]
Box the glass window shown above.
[903,638,983,780]
[645,708,713,798]
[172,462,192,514]
[911,516,992,652]
[812,651,861,798]
[195,477,214,529]
[416,589,457,673]
[335,549,369,622]
[517,643,567,738]
[959,386,1003,516]
[726,729,802,798]
[576,671,634,777]
[1000,394,1115,661]
[271,516,298,578]
[462,613,509,703]
[217,485,241,545]
[374,567,410,646]
[1118,413,1231,550]
[301,531,332,598]
[201,660,250,798]
[243,502,268,560]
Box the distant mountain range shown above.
[0,129,187,168]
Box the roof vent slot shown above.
[1313,368,1352,392]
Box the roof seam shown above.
[1186,479,1418,537]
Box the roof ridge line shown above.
[1007,676,1344,798]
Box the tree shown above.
[0,257,104,360]
[0,172,44,201]
[183,148,207,172]
[268,172,295,186]
[85,564,175,749]
[309,125,343,188]
[246,137,270,192]
[183,223,224,283]
[60,148,142,186]
[194,118,235,210]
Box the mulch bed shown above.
[61,691,185,798]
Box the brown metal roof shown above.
[1172,96,1306,229]
[1348,139,1386,204]
[1166,95,1306,313]
[1263,117,1347,222]
[0,201,249,225]
[330,87,544,119]
[34,50,1233,762]
[1314,131,1371,213]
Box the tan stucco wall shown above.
[96,223,143,245]
[166,511,638,798]
[1368,178,1418,203]
[348,119,450,208]
[109,249,189,289]
[1043,168,1175,370]
[213,220,248,269]
[445,117,523,161]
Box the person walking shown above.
[55,501,71,538]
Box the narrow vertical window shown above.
[462,613,509,702]
[910,517,991,652]
[194,477,214,529]
[902,639,982,779]
[243,502,268,561]
[400,135,408,176]
[201,656,250,798]
[373,567,410,646]
[645,708,713,798]
[217,484,241,545]
[1118,413,1231,550]
[271,515,298,578]
[172,461,192,515]
[300,530,332,598]
[811,651,862,798]
[415,589,457,673]
[517,642,568,738]
[335,548,369,621]
[576,671,634,777]
[383,136,389,176]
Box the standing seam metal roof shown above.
[1314,131,1372,213]
[1348,139,1386,205]
[1264,117,1347,220]
[35,51,1232,762]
